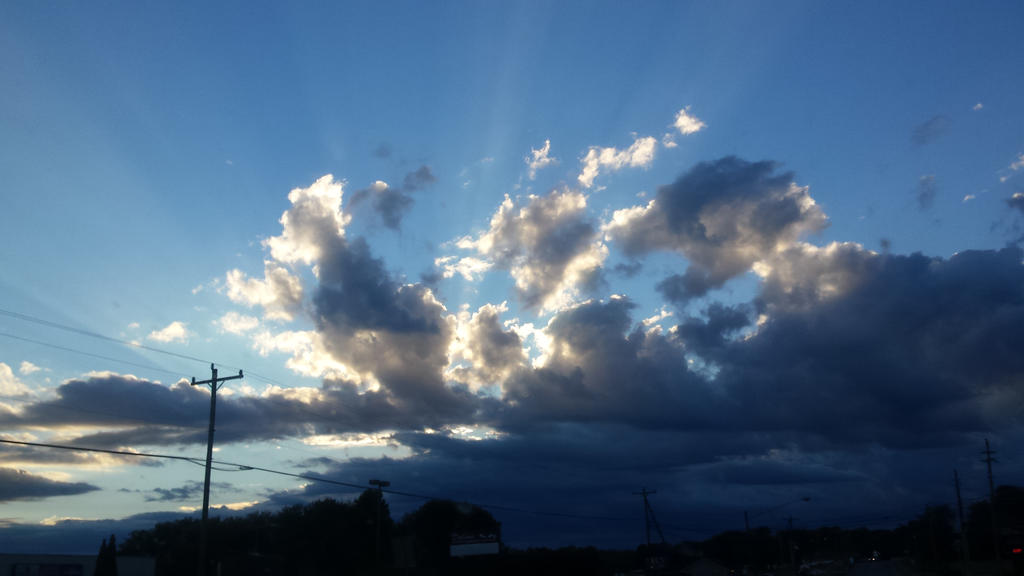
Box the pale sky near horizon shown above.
[2,1,1024,552]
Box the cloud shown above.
[454,189,607,311]
[349,166,437,230]
[215,311,260,335]
[146,321,191,344]
[434,255,492,281]
[265,174,349,265]
[1008,192,1024,216]
[526,139,558,180]
[0,363,32,397]
[578,135,658,188]
[673,106,706,135]
[0,468,99,502]
[1011,154,1024,172]
[917,174,937,210]
[144,481,207,502]
[973,102,984,111]
[717,243,1024,445]
[448,302,527,391]
[605,156,827,302]
[911,115,950,146]
[501,297,722,429]
[19,361,42,376]
[402,165,437,191]
[224,261,303,322]
[372,142,392,159]
[963,194,976,203]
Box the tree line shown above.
[115,485,1024,575]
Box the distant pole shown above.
[982,439,999,560]
[369,478,390,569]
[192,364,243,576]
[633,488,656,547]
[955,470,971,575]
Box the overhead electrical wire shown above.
[0,332,186,378]
[0,307,295,390]
[0,308,211,365]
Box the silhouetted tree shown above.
[395,499,499,575]
[94,534,118,576]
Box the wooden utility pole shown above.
[633,488,666,548]
[192,364,243,576]
[369,478,390,570]
[982,439,999,561]
[955,470,971,576]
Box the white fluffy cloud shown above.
[525,139,557,180]
[224,261,304,321]
[673,106,706,135]
[265,174,349,265]
[578,135,658,188]
[434,255,493,281]
[215,312,260,335]
[456,189,607,312]
[147,321,191,344]
[18,362,41,376]
[0,363,32,397]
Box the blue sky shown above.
[2,1,1024,552]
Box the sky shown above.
[2,1,1024,553]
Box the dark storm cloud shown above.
[606,156,826,302]
[348,166,436,230]
[0,467,99,502]
[0,370,489,449]
[501,297,724,429]
[314,237,440,333]
[917,174,937,210]
[911,115,951,146]
[713,244,1024,447]
[1,373,208,429]
[311,233,485,423]
[656,269,717,304]
[0,511,189,555]
[674,303,751,361]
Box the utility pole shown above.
[982,439,999,561]
[369,478,390,570]
[192,364,243,576]
[955,470,971,576]
[633,488,666,548]
[634,488,655,547]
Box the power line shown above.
[0,308,211,365]
[0,332,186,378]
[0,307,296,391]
